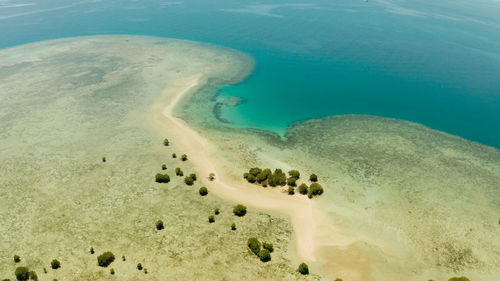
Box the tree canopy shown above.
[233,204,247,217]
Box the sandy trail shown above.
[150,74,318,262]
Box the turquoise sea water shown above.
[1,0,499,147]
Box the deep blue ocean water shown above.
[1,0,499,147]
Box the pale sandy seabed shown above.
[0,36,316,281]
[0,36,499,281]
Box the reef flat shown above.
[0,36,315,280]
[181,83,500,281]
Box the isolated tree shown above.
[247,237,261,255]
[161,164,167,170]
[102,157,106,163]
[214,208,220,215]
[15,267,29,281]
[208,215,215,223]
[298,263,309,275]
[110,268,115,275]
[90,247,95,254]
[184,176,194,186]
[309,174,318,182]
[172,153,177,158]
[155,173,170,183]
[209,173,215,181]
[199,187,208,196]
[181,154,188,161]
[137,263,143,270]
[163,138,169,146]
[97,252,115,267]
[233,204,247,217]
[50,259,60,269]
[156,220,164,230]
[298,183,308,195]
[13,255,20,263]
[231,223,236,230]
[308,182,324,198]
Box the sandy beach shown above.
[150,74,319,262]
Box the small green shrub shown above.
[288,186,295,195]
[184,176,194,185]
[288,170,300,179]
[156,220,164,230]
[199,187,208,196]
[262,242,274,253]
[209,173,215,181]
[257,249,271,262]
[189,173,197,181]
[298,183,308,195]
[163,138,169,146]
[50,259,60,269]
[233,204,247,217]
[122,256,126,261]
[13,255,20,263]
[43,268,47,274]
[161,164,167,170]
[29,271,37,281]
[298,263,309,275]
[181,154,188,161]
[137,263,143,270]
[308,182,324,198]
[110,268,115,275]
[448,277,471,281]
[15,267,29,281]
[309,174,318,182]
[175,167,182,176]
[102,157,106,162]
[214,208,220,215]
[208,215,215,223]
[247,237,261,255]
[249,168,262,177]
[97,252,115,267]
[287,177,297,186]
[155,173,170,183]
[172,153,177,158]
[247,174,256,183]
[256,172,268,183]
[144,268,148,274]
[90,247,94,254]
[231,223,236,230]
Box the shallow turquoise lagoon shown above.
[1,0,499,147]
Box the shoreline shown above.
[150,74,319,263]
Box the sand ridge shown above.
[150,74,320,262]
